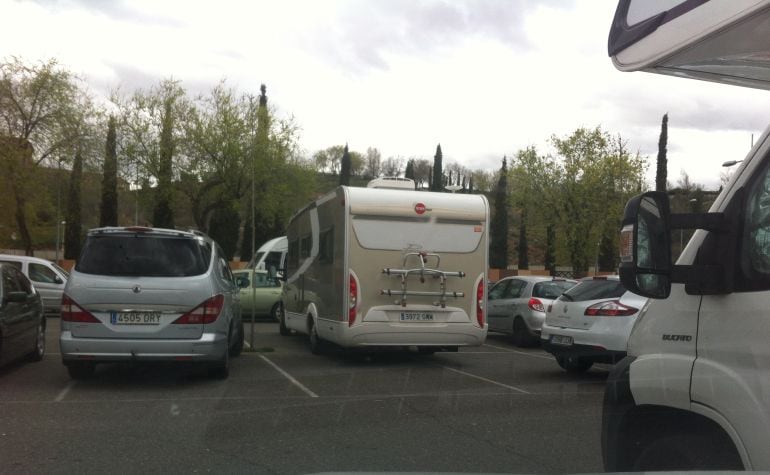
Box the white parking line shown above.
[54,381,75,402]
[243,340,251,349]
[482,343,553,360]
[258,355,319,398]
[439,365,531,394]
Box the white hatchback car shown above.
[540,276,647,373]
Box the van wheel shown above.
[511,317,535,347]
[229,320,244,357]
[270,303,281,322]
[309,320,324,355]
[556,355,592,373]
[29,319,46,362]
[278,304,291,336]
[210,329,231,379]
[67,362,95,380]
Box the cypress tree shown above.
[404,159,415,181]
[489,157,509,269]
[339,143,351,186]
[153,97,175,228]
[99,115,118,227]
[431,144,443,191]
[64,147,83,260]
[656,113,668,192]
[209,204,241,261]
[544,225,556,276]
[517,209,528,270]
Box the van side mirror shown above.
[54,275,64,285]
[619,191,672,299]
[235,276,250,289]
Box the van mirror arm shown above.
[670,212,727,232]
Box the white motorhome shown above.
[279,182,489,354]
[605,0,770,471]
[247,236,287,272]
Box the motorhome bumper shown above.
[346,323,486,347]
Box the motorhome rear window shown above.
[76,235,211,277]
[351,216,483,253]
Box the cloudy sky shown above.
[4,0,770,188]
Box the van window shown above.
[76,235,211,277]
[319,228,334,264]
[29,263,59,284]
[352,216,483,253]
[300,236,311,258]
[743,162,770,280]
[287,239,299,273]
[0,260,22,271]
[626,0,687,25]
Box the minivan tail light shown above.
[528,297,545,312]
[349,272,358,327]
[476,278,485,327]
[173,294,225,324]
[584,300,638,317]
[61,294,101,323]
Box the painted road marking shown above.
[439,365,530,394]
[54,381,75,402]
[258,355,319,398]
[483,343,552,360]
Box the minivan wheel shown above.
[29,319,46,362]
[210,330,231,379]
[556,355,593,373]
[278,304,291,336]
[67,362,95,380]
[229,320,244,357]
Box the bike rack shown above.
[380,252,465,308]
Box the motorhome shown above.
[604,0,770,471]
[279,181,489,354]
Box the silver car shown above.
[486,276,577,347]
[0,254,68,316]
[60,227,243,380]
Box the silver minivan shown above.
[0,254,68,315]
[59,227,243,380]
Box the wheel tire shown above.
[632,431,743,471]
[270,302,281,322]
[229,319,244,357]
[309,320,323,355]
[67,362,95,380]
[29,319,46,362]
[511,317,534,347]
[210,328,231,379]
[556,354,593,373]
[278,304,291,336]
[417,346,436,355]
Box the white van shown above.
[247,236,287,273]
[604,1,770,471]
[279,181,489,354]
[0,254,68,316]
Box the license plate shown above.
[551,335,573,346]
[111,312,161,325]
[400,312,434,322]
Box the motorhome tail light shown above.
[173,294,224,324]
[620,224,634,263]
[528,298,545,312]
[476,278,485,327]
[61,294,100,323]
[584,300,638,317]
[349,273,358,327]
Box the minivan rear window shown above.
[559,280,626,302]
[76,235,211,277]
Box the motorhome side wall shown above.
[283,189,346,333]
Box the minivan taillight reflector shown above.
[476,278,485,327]
[61,295,100,323]
[349,273,358,327]
[172,294,225,324]
[584,300,638,317]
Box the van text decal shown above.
[662,334,692,342]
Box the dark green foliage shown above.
[99,115,118,227]
[240,214,253,262]
[656,113,668,192]
[544,224,556,275]
[208,204,241,261]
[339,143,351,186]
[64,149,83,259]
[517,210,528,270]
[404,159,415,182]
[489,156,509,269]
[153,97,175,228]
[597,232,616,272]
[431,144,443,191]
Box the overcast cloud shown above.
[5,0,770,189]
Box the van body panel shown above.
[0,255,68,315]
[283,186,488,349]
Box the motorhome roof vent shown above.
[366,177,416,190]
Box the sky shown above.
[4,0,770,189]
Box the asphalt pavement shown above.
[0,320,610,474]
